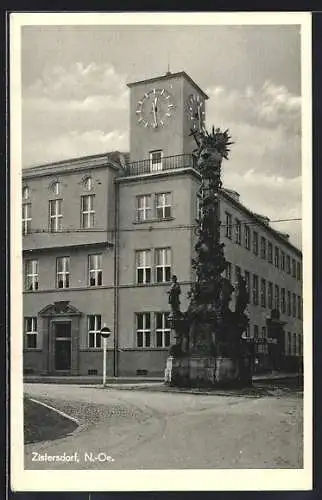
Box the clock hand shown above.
[152,97,158,127]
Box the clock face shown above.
[186,94,205,131]
[136,88,174,128]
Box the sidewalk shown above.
[24,372,300,386]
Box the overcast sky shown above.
[21,22,302,248]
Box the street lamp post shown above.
[100,325,111,387]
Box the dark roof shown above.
[220,189,302,257]
[127,71,209,100]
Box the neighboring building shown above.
[22,71,303,377]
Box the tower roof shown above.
[127,71,209,100]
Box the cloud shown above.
[22,62,129,165]
[22,65,302,248]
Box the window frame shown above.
[155,192,172,220]
[49,199,63,232]
[24,259,39,291]
[253,231,259,256]
[235,219,241,245]
[244,224,250,250]
[136,249,152,284]
[225,212,232,239]
[136,194,152,222]
[260,236,266,260]
[24,317,38,349]
[56,256,70,289]
[81,194,95,229]
[268,242,273,264]
[22,203,32,235]
[252,274,259,305]
[87,314,102,349]
[88,254,102,287]
[274,246,280,268]
[268,282,273,309]
[155,312,171,348]
[260,278,266,308]
[150,150,163,172]
[136,312,151,348]
[155,247,171,283]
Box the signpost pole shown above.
[100,325,111,388]
[103,337,107,386]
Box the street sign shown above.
[100,326,111,339]
[100,325,111,386]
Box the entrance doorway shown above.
[54,322,71,371]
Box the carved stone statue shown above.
[167,275,181,313]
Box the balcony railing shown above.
[124,154,198,177]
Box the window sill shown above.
[23,348,42,352]
[133,217,175,225]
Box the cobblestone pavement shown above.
[24,383,303,470]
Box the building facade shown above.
[22,71,303,377]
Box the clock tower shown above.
[127,71,208,164]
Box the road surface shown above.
[24,383,303,469]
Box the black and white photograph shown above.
[10,12,312,492]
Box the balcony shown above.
[123,154,198,177]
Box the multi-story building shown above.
[22,71,303,377]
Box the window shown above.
[24,317,38,349]
[225,212,232,239]
[292,293,297,318]
[22,203,32,235]
[287,332,292,355]
[49,199,63,232]
[281,251,285,271]
[25,260,38,291]
[292,259,296,278]
[88,315,101,348]
[150,150,163,172]
[235,219,241,245]
[296,261,302,281]
[297,296,302,320]
[235,265,241,283]
[252,274,259,305]
[155,192,172,219]
[136,313,151,347]
[22,186,30,200]
[225,262,232,282]
[136,194,151,222]
[156,312,171,347]
[155,248,171,283]
[84,177,93,191]
[253,231,258,255]
[268,282,273,309]
[136,250,151,284]
[81,195,95,229]
[260,237,266,259]
[244,225,250,250]
[56,257,70,289]
[260,278,266,308]
[244,271,250,301]
[261,326,267,338]
[281,288,286,314]
[274,285,280,310]
[292,333,297,356]
[88,254,102,286]
[268,242,273,264]
[287,290,291,316]
[254,324,259,339]
[52,181,60,195]
[274,247,280,268]
[286,255,291,274]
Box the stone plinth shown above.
[164,355,245,387]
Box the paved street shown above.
[24,383,303,470]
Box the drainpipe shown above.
[113,178,120,377]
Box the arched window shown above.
[84,177,93,191]
[52,181,60,195]
[22,186,29,200]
